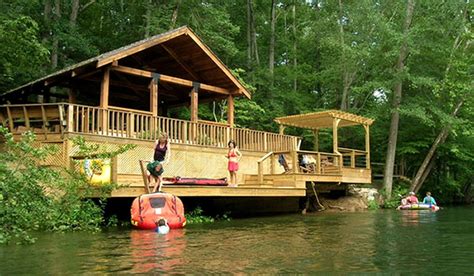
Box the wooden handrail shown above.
[257,151,274,184]
[109,105,153,115]
[197,119,229,127]
[338,147,367,154]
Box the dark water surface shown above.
[1,207,474,274]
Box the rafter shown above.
[161,44,200,81]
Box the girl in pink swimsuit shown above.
[226,140,242,187]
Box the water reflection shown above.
[1,208,473,274]
[129,229,186,274]
[400,210,438,226]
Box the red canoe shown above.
[131,193,186,230]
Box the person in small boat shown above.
[156,218,170,234]
[422,192,437,206]
[225,140,242,187]
[147,161,164,192]
[406,191,419,204]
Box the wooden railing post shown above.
[263,132,268,152]
[316,152,321,174]
[258,161,263,184]
[291,150,299,173]
[5,106,14,131]
[67,105,74,132]
[351,150,356,168]
[270,154,275,174]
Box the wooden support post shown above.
[258,162,264,184]
[6,106,14,131]
[100,68,110,132]
[227,94,234,127]
[67,105,74,132]
[270,154,275,174]
[190,85,198,141]
[279,125,286,135]
[364,124,371,169]
[291,150,299,173]
[190,85,198,122]
[41,105,48,139]
[22,106,30,130]
[313,129,319,151]
[263,133,268,152]
[351,150,356,168]
[111,156,118,184]
[316,152,321,174]
[150,76,158,117]
[68,88,77,103]
[332,118,340,153]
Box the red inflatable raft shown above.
[131,193,186,230]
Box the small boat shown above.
[397,204,440,211]
[131,192,186,230]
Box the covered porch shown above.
[243,110,374,188]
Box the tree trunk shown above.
[292,2,297,93]
[144,0,153,38]
[250,0,259,66]
[246,0,252,70]
[411,100,464,193]
[170,0,181,29]
[337,0,347,110]
[51,0,62,70]
[382,0,415,199]
[70,0,80,27]
[410,3,468,193]
[269,0,276,78]
[247,0,259,69]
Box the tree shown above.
[382,0,415,199]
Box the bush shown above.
[185,207,231,224]
[0,127,133,244]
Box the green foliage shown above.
[381,186,410,209]
[0,127,133,244]
[185,207,231,224]
[0,15,49,91]
[367,200,380,210]
[0,0,472,203]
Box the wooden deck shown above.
[1,103,373,199]
[110,185,306,198]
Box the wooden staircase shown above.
[241,173,306,188]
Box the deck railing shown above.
[257,150,345,183]
[338,147,369,169]
[0,103,298,152]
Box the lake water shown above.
[1,207,473,274]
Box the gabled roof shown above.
[3,26,250,101]
[274,110,374,129]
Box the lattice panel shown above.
[37,141,65,168]
[117,144,153,174]
[66,138,269,182]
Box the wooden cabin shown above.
[0,26,373,199]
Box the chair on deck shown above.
[299,154,316,174]
[278,154,291,173]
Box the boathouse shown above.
[0,26,373,199]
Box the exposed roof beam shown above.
[185,29,251,99]
[161,44,200,81]
[110,65,231,95]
